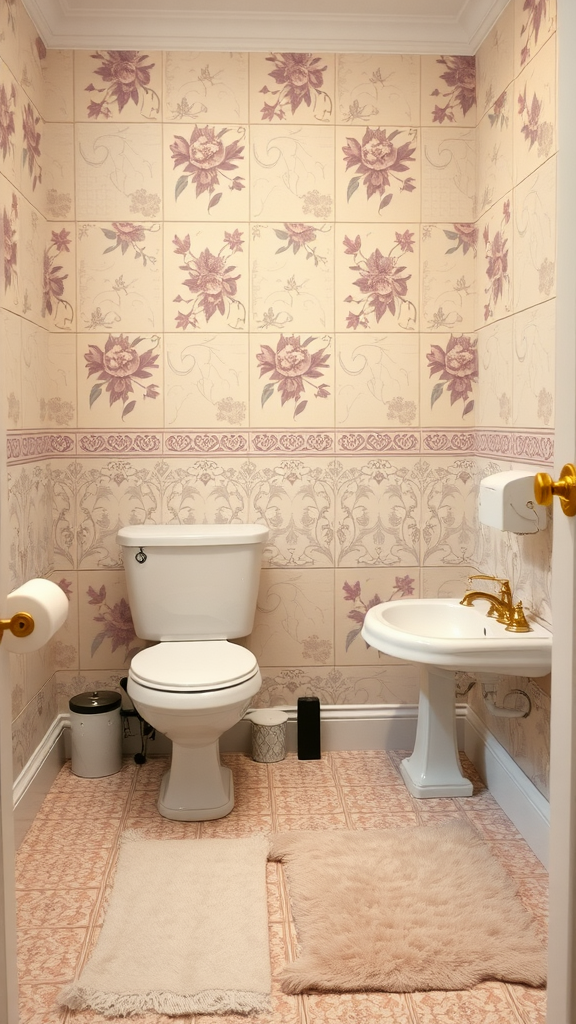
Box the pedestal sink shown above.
[362,598,552,798]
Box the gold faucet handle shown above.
[467,574,512,598]
[506,601,533,633]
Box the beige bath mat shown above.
[60,833,271,1016]
[270,820,546,993]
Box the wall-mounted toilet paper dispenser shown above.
[479,470,548,534]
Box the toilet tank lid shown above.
[117,524,269,546]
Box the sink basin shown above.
[362,597,552,677]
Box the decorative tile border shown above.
[6,429,554,464]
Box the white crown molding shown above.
[23,0,509,53]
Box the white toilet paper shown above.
[3,578,68,653]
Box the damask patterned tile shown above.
[513,36,556,188]
[12,684,58,782]
[274,812,349,832]
[335,332,419,430]
[336,54,420,128]
[513,159,556,315]
[256,664,420,707]
[514,0,557,78]
[410,981,525,1023]
[251,221,334,334]
[249,53,335,126]
[159,456,252,524]
[340,783,414,814]
[419,453,479,566]
[420,55,477,127]
[334,567,418,666]
[249,125,335,222]
[273,787,343,816]
[512,300,555,429]
[73,50,163,123]
[487,839,548,880]
[163,122,248,222]
[269,753,334,786]
[222,752,270,786]
[507,984,547,1024]
[163,51,249,124]
[76,123,163,222]
[165,331,248,428]
[335,126,420,225]
[198,813,274,838]
[335,223,419,334]
[248,567,335,668]
[16,847,111,890]
[330,749,402,783]
[78,221,163,334]
[17,982,68,1024]
[477,91,514,218]
[122,817,200,840]
[476,2,515,119]
[17,888,100,930]
[48,759,136,791]
[305,990,415,1023]
[347,810,420,830]
[164,221,248,334]
[248,458,335,567]
[420,128,476,223]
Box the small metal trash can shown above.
[250,709,288,763]
[69,690,123,778]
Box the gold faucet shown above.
[459,574,532,633]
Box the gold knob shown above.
[0,612,35,643]
[534,463,576,517]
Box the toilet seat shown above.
[129,640,259,693]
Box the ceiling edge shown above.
[23,0,508,53]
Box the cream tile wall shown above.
[0,0,557,796]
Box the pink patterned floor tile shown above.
[199,813,273,837]
[339,784,414,814]
[18,928,87,983]
[347,810,420,830]
[410,981,526,1023]
[132,757,171,789]
[122,816,201,839]
[415,806,468,826]
[18,984,67,1024]
[273,787,343,815]
[331,756,405,787]
[266,862,284,921]
[506,984,547,1024]
[305,990,415,1023]
[16,848,112,890]
[274,812,349,831]
[268,755,335,786]
[49,762,136,791]
[37,789,128,818]
[487,840,548,880]
[22,816,121,849]
[17,888,100,930]
[514,877,548,929]
[464,809,525,841]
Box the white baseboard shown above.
[464,707,550,867]
[13,704,549,866]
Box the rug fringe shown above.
[59,983,272,1017]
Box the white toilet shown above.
[116,523,269,821]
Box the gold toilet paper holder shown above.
[0,612,35,644]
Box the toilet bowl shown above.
[117,523,269,822]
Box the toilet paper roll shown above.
[3,578,68,653]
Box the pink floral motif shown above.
[86,51,159,119]
[343,233,416,330]
[101,221,158,267]
[488,90,509,130]
[22,101,42,190]
[2,194,17,290]
[260,53,331,122]
[518,86,553,157]
[342,127,416,213]
[444,223,478,256]
[273,222,328,267]
[431,56,476,123]
[57,579,73,600]
[483,203,510,321]
[0,81,16,161]
[520,0,550,67]
[43,230,73,327]
[87,585,142,660]
[343,577,415,651]
[85,333,160,418]
[426,335,477,416]
[173,231,245,330]
[171,126,245,211]
[257,334,330,418]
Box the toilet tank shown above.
[117,524,269,641]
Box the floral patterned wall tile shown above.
[0,308,22,428]
[420,128,475,223]
[0,61,21,188]
[73,50,163,123]
[8,460,54,588]
[476,316,513,428]
[163,122,248,222]
[247,567,335,668]
[12,681,57,779]
[42,221,75,332]
[78,569,145,671]
[158,457,252,525]
[40,49,73,122]
[17,193,44,326]
[477,194,513,327]
[513,156,556,313]
[21,322,76,429]
[163,52,248,124]
[76,123,163,222]
[514,0,557,78]
[49,574,79,676]
[249,53,335,125]
[336,54,420,128]
[0,178,21,316]
[421,565,476,598]
[10,649,26,720]
[251,222,334,333]
[164,331,248,428]
[248,457,335,567]
[77,331,162,428]
[43,123,74,222]
[249,124,334,222]
[78,220,163,333]
[51,461,77,572]
[335,567,419,665]
[335,332,418,429]
[476,89,513,218]
[420,332,477,427]
[335,126,419,224]
[421,222,477,334]
[249,332,334,429]
[335,224,419,333]
[513,34,556,187]
[16,1,44,116]
[512,298,555,428]
[334,457,420,568]
[476,0,515,118]
[420,456,479,566]
[420,55,477,128]
[0,0,19,70]
[164,222,248,334]
[19,93,43,206]
[255,663,420,706]
[55,669,125,715]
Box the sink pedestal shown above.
[401,667,473,799]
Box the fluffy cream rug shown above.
[59,833,271,1016]
[270,821,546,994]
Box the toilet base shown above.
[157,741,235,821]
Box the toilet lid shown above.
[129,641,259,692]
